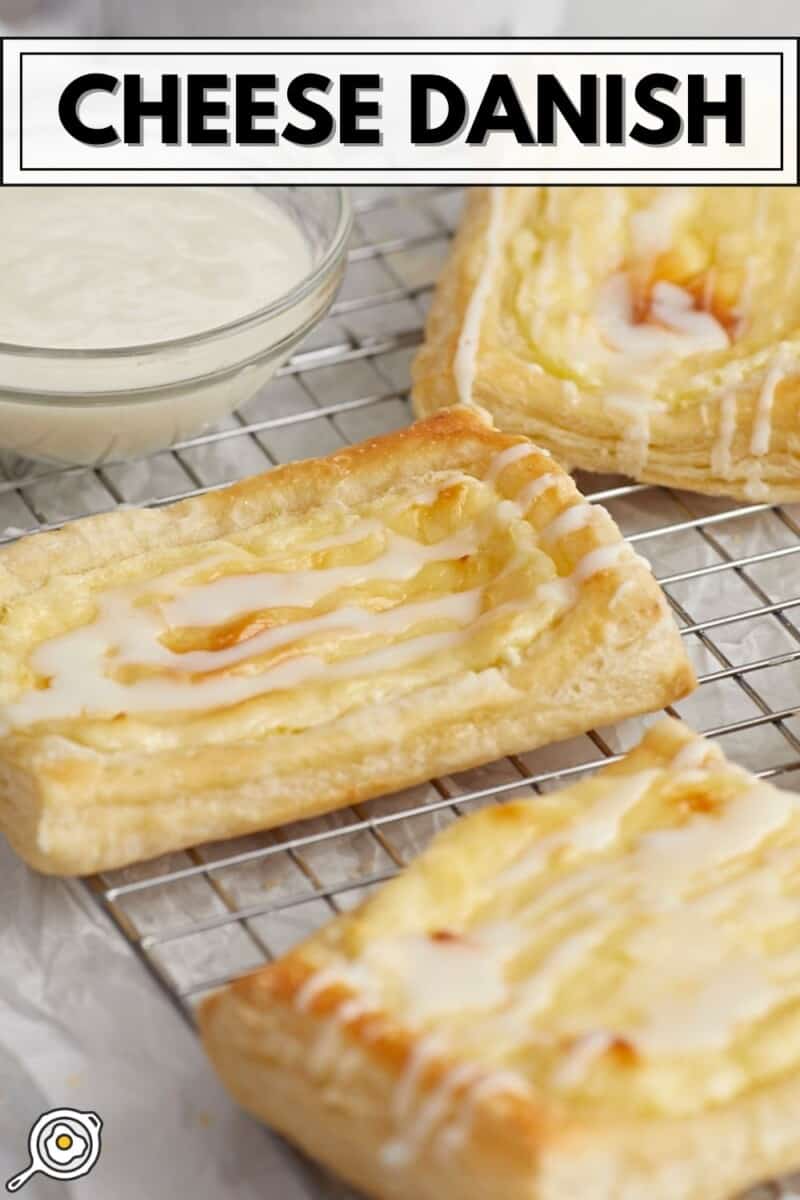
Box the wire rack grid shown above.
[2,186,800,1200]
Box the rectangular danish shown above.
[413,186,800,502]
[200,718,800,1200]
[0,406,692,875]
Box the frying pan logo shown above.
[5,1108,102,1192]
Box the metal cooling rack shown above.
[3,186,800,1200]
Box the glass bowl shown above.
[0,186,352,466]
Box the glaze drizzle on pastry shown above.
[454,185,505,407]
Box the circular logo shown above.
[6,1108,103,1192]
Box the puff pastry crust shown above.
[413,187,800,502]
[0,406,692,875]
[200,718,800,1200]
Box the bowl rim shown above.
[0,185,353,361]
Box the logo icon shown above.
[5,1108,102,1192]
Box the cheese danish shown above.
[200,718,800,1200]
[413,186,800,502]
[0,406,692,875]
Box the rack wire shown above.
[3,186,800,1200]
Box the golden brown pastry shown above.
[413,187,800,502]
[0,406,692,875]
[200,717,800,1200]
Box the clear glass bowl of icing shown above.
[0,186,352,465]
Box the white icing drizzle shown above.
[3,444,622,729]
[165,524,475,628]
[537,543,627,609]
[744,460,769,502]
[531,307,545,345]
[540,502,596,544]
[514,472,560,510]
[292,959,533,1171]
[483,441,537,483]
[382,1061,482,1169]
[574,544,627,583]
[6,550,611,726]
[636,958,780,1056]
[5,471,509,726]
[711,391,738,479]
[750,348,791,457]
[338,997,373,1024]
[453,186,504,405]
[505,777,796,1057]
[566,227,587,290]
[141,589,482,676]
[652,283,734,345]
[383,1042,529,1169]
[734,255,756,330]
[753,189,768,240]
[605,392,665,477]
[635,784,795,903]
[390,1033,447,1125]
[294,966,381,1086]
[362,931,510,1025]
[500,770,659,888]
[290,742,800,1166]
[295,966,356,1014]
[316,1019,370,1080]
